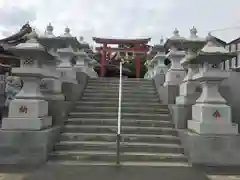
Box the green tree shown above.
[123,55,147,78]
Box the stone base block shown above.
[164,69,185,86]
[156,85,179,104]
[170,104,192,129]
[188,120,238,135]
[176,94,199,105]
[9,99,48,118]
[41,78,62,93]
[179,81,200,96]
[48,100,72,126]
[153,73,165,86]
[1,116,52,130]
[0,126,60,165]
[179,130,240,166]
[42,92,65,101]
[62,82,82,101]
[192,103,232,124]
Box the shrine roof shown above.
[0,23,32,46]
[228,36,240,45]
[92,37,151,44]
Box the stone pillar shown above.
[157,29,185,104]
[152,38,168,85]
[57,46,77,84]
[87,59,99,77]
[163,47,185,86]
[41,52,64,101]
[74,50,98,77]
[176,27,206,105]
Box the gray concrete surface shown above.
[2,164,240,180]
[220,71,240,128]
[0,126,61,165]
[179,130,240,166]
[22,165,209,180]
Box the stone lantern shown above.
[150,37,168,83]
[74,49,89,73]
[187,34,238,134]
[57,45,77,84]
[87,58,99,77]
[1,30,56,130]
[176,27,207,105]
[39,23,64,100]
[164,28,186,86]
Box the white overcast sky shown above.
[0,0,239,45]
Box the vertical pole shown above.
[116,61,122,165]
[136,55,140,78]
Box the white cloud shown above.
[0,0,239,44]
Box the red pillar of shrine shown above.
[135,56,140,78]
[100,43,107,77]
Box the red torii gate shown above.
[92,37,151,78]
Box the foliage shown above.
[123,55,147,78]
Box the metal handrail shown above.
[116,61,123,165]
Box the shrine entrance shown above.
[92,37,151,78]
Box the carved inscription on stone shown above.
[40,80,48,90]
[19,105,28,113]
[212,110,221,120]
[23,58,34,65]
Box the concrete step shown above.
[85,87,155,92]
[49,151,187,163]
[63,125,177,136]
[73,106,169,114]
[87,81,154,85]
[86,85,155,90]
[47,160,189,167]
[76,101,166,108]
[68,112,170,120]
[84,88,156,94]
[89,78,153,83]
[88,78,152,82]
[82,92,157,98]
[65,118,173,128]
[80,97,160,103]
[54,141,183,153]
[60,133,181,144]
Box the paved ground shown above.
[1,164,240,180]
[24,165,210,180]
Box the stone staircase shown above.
[49,78,188,166]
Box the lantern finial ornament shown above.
[79,36,84,41]
[47,23,53,32]
[160,37,164,45]
[173,28,180,37]
[190,26,198,38]
[63,27,71,37]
